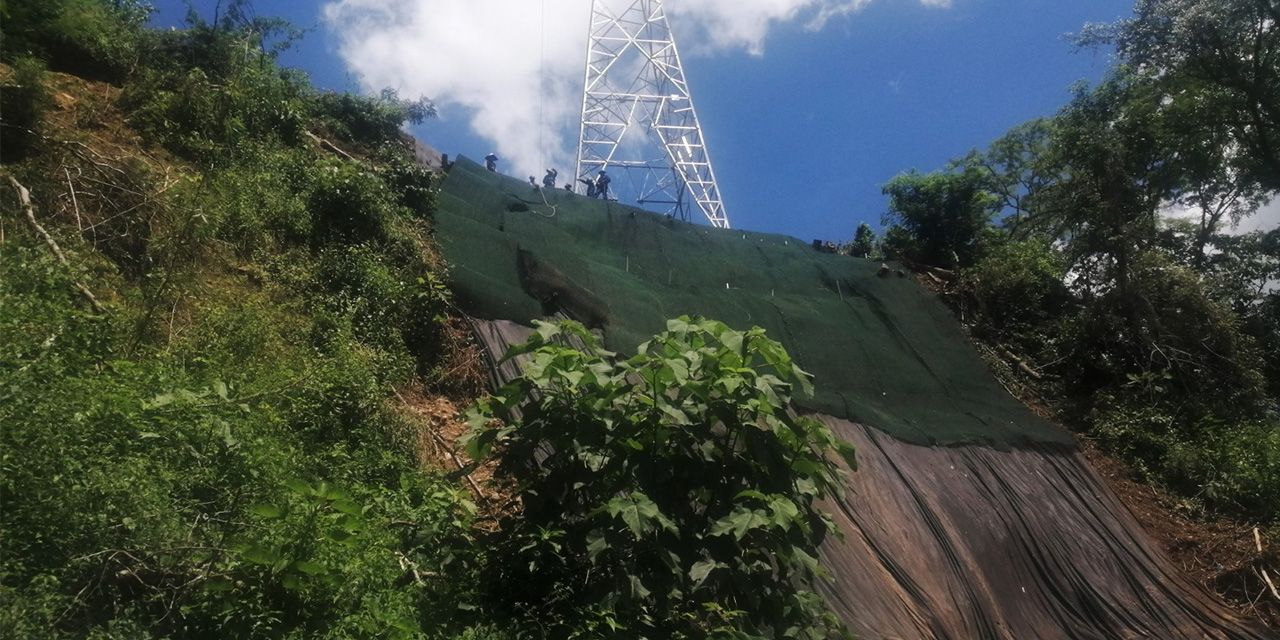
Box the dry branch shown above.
[65,167,83,231]
[1251,527,1280,603]
[60,139,130,181]
[433,431,487,501]
[999,346,1043,380]
[305,131,357,162]
[7,176,106,313]
[1263,568,1280,603]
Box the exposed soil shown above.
[392,381,519,532]
[1077,433,1280,630]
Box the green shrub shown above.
[196,145,316,256]
[0,241,480,638]
[312,89,435,152]
[0,56,54,161]
[375,145,437,219]
[1126,252,1267,405]
[1092,398,1280,523]
[0,0,151,81]
[122,64,307,164]
[464,317,854,639]
[959,237,1072,351]
[0,5,491,636]
[308,160,398,246]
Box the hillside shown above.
[2,3,1277,639]
[436,156,1275,639]
[0,16,496,636]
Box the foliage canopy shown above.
[0,2,495,638]
[862,0,1280,525]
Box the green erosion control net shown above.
[436,157,1072,448]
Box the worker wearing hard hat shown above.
[594,171,611,200]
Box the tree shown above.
[463,317,855,639]
[1080,0,1280,192]
[878,0,1280,529]
[848,222,877,258]
[1207,228,1280,311]
[880,166,999,269]
[959,119,1060,238]
[1037,69,1180,298]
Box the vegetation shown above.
[7,0,1273,636]
[2,5,857,638]
[463,318,855,639]
[869,0,1280,526]
[0,0,153,82]
[0,1,491,637]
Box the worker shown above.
[577,177,597,198]
[484,152,498,171]
[594,170,611,200]
[563,183,573,192]
[542,168,558,188]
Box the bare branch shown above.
[304,131,357,162]
[6,176,106,313]
[65,167,82,232]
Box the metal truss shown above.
[576,0,730,228]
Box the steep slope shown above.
[0,62,486,638]
[437,160,1273,639]
[436,157,1070,449]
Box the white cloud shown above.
[322,0,590,180]
[1239,197,1280,233]
[1166,196,1280,234]
[667,0,874,54]
[322,0,946,178]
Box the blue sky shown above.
[148,0,1136,242]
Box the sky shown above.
[146,0,1279,242]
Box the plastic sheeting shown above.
[435,157,1071,448]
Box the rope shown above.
[527,0,562,221]
[511,188,558,218]
[535,185,557,218]
[538,0,546,172]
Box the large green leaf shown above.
[689,559,724,587]
[236,544,280,566]
[293,560,328,575]
[606,492,674,536]
[709,508,770,541]
[769,496,800,530]
[248,504,285,519]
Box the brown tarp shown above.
[467,317,1271,639]
[813,416,1270,640]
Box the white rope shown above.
[535,186,557,218]
[538,0,546,172]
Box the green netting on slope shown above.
[435,157,1073,448]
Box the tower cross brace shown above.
[575,0,730,228]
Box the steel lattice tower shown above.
[576,0,730,228]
